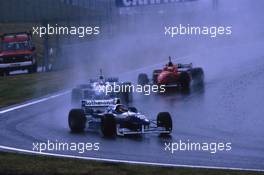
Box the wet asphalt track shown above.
[0,41,264,171]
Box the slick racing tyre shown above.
[71,88,82,107]
[101,114,116,137]
[190,68,204,85]
[152,69,162,84]
[68,109,86,133]
[157,112,173,134]
[178,71,191,90]
[138,73,149,86]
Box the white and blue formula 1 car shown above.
[71,70,132,106]
[68,98,173,137]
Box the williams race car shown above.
[71,70,133,106]
[68,99,173,137]
[138,57,204,90]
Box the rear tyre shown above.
[178,71,191,90]
[190,68,204,85]
[138,73,149,86]
[71,88,82,107]
[68,109,86,133]
[157,112,172,135]
[152,70,162,84]
[101,114,116,137]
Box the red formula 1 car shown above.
[137,57,204,90]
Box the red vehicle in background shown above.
[0,32,37,76]
[138,57,204,91]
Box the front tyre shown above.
[157,112,172,135]
[101,114,116,137]
[68,109,86,133]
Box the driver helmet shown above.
[115,104,127,113]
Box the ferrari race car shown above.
[138,57,204,90]
[71,70,133,106]
[68,98,173,137]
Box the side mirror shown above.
[31,46,36,51]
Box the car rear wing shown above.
[106,77,119,83]
[177,63,193,69]
[82,98,120,107]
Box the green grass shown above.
[0,152,262,175]
[0,70,75,108]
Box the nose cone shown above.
[129,115,150,125]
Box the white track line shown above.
[0,145,263,172]
[0,91,70,114]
